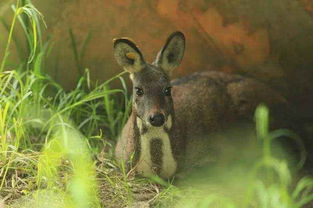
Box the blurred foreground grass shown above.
[0,1,313,208]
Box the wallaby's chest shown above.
[135,116,177,178]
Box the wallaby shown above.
[114,31,286,179]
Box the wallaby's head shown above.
[114,32,185,127]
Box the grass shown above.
[0,1,313,207]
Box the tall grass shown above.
[0,1,129,207]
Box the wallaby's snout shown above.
[149,113,165,127]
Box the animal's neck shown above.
[134,113,177,178]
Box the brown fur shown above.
[172,71,286,136]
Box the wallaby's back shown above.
[170,70,287,169]
[172,71,286,138]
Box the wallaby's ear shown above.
[113,38,145,73]
[154,31,185,76]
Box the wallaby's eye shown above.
[135,87,144,96]
[163,87,172,96]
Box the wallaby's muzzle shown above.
[149,113,165,127]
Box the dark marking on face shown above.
[150,138,163,175]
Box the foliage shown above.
[0,1,130,207]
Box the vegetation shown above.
[0,1,313,208]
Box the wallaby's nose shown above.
[149,114,165,127]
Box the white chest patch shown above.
[136,115,177,178]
